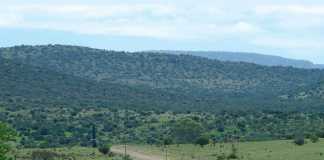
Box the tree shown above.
[31,150,58,160]
[294,134,305,146]
[195,136,209,147]
[98,144,111,155]
[0,122,17,160]
[227,144,239,159]
[310,134,319,143]
[91,124,97,148]
[172,118,204,144]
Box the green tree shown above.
[172,118,204,144]
[0,122,17,160]
[98,144,111,155]
[310,134,319,143]
[195,136,209,147]
[294,134,305,146]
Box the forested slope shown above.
[1,45,324,111]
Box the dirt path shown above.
[111,146,164,160]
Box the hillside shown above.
[0,57,192,111]
[152,50,324,69]
[1,45,324,111]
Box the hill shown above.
[151,50,324,69]
[1,45,324,111]
[0,57,191,111]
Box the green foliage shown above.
[227,144,239,159]
[1,45,324,112]
[294,134,305,146]
[310,134,319,143]
[163,137,173,146]
[3,45,324,149]
[31,150,59,160]
[98,144,111,155]
[0,122,16,160]
[172,118,203,144]
[3,105,324,148]
[195,136,209,147]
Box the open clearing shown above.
[15,139,324,160]
[114,139,324,160]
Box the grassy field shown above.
[120,139,324,160]
[13,139,324,160]
[14,147,118,160]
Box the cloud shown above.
[256,5,324,15]
[0,13,22,26]
[0,0,324,63]
[0,2,264,39]
[251,36,324,49]
[7,3,177,18]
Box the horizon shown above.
[1,0,324,63]
[1,44,322,65]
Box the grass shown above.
[14,147,116,160]
[125,139,324,160]
[13,139,324,160]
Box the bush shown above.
[310,134,319,143]
[0,122,17,160]
[163,137,173,146]
[227,144,239,159]
[31,150,58,160]
[294,135,305,146]
[195,136,209,147]
[98,144,111,155]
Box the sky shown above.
[0,0,324,63]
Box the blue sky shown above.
[1,0,324,63]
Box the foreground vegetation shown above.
[2,104,324,148]
[121,139,324,160]
[14,147,125,160]
[11,139,324,160]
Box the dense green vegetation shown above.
[153,50,324,69]
[1,45,324,112]
[0,122,16,160]
[2,45,324,159]
[1,103,324,148]
[0,57,185,111]
[15,147,125,160]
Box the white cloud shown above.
[252,36,324,49]
[256,5,324,15]
[0,2,264,39]
[8,3,177,18]
[0,0,324,63]
[233,22,262,33]
[0,13,23,27]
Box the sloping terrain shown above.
[152,50,324,69]
[1,45,324,111]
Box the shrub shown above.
[227,144,239,159]
[294,135,305,146]
[31,150,58,160]
[98,144,111,155]
[195,136,209,147]
[0,122,17,160]
[310,134,319,143]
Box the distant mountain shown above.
[1,45,324,112]
[150,50,324,69]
